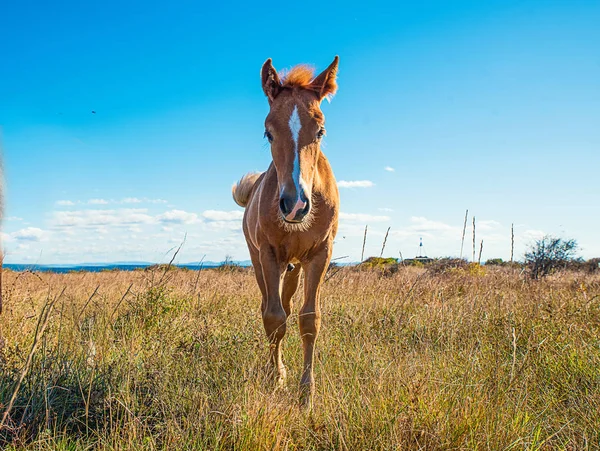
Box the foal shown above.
[232,57,340,406]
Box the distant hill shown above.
[3,260,253,273]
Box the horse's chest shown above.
[277,232,326,262]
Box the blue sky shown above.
[1,0,599,264]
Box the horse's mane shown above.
[280,65,315,89]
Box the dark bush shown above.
[566,257,600,273]
[585,258,600,273]
[525,236,578,279]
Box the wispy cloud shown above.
[391,216,460,240]
[55,198,168,207]
[384,166,395,172]
[340,212,390,222]
[11,227,48,242]
[52,209,154,228]
[121,197,142,204]
[478,220,501,231]
[88,199,109,205]
[121,197,167,204]
[50,206,241,230]
[407,216,457,233]
[522,229,546,241]
[156,209,199,224]
[202,210,244,221]
[338,180,374,188]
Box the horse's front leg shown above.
[259,245,288,385]
[299,242,332,407]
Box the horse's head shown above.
[261,57,338,224]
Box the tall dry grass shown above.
[0,265,599,450]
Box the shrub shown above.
[218,255,244,273]
[360,257,398,269]
[427,258,468,275]
[567,257,600,273]
[525,235,578,279]
[358,257,399,277]
[585,258,600,273]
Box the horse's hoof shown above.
[299,383,314,410]
[277,371,287,387]
[272,365,287,388]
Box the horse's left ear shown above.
[309,56,339,101]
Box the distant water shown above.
[2,263,250,273]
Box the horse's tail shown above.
[232,172,262,208]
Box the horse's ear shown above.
[309,56,339,101]
[261,58,282,103]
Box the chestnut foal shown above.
[232,57,340,406]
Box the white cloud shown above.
[407,216,457,233]
[338,180,374,188]
[12,227,48,242]
[202,210,244,221]
[378,208,394,212]
[478,220,501,231]
[522,229,546,241]
[120,197,167,204]
[391,217,459,240]
[203,221,242,232]
[156,209,199,224]
[55,198,169,207]
[121,197,142,204]
[339,212,390,223]
[478,233,507,243]
[52,209,154,228]
[4,216,23,221]
[384,166,395,172]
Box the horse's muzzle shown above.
[280,194,310,223]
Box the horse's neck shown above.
[313,151,336,196]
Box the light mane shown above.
[280,65,315,89]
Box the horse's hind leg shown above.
[259,245,288,385]
[299,244,331,408]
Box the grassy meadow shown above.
[0,264,599,450]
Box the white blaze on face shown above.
[285,105,308,221]
[288,105,302,192]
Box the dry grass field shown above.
[0,264,599,450]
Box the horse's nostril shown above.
[279,196,294,216]
[279,197,286,214]
[301,199,310,215]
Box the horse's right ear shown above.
[261,58,282,103]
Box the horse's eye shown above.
[264,131,273,143]
[316,127,326,139]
